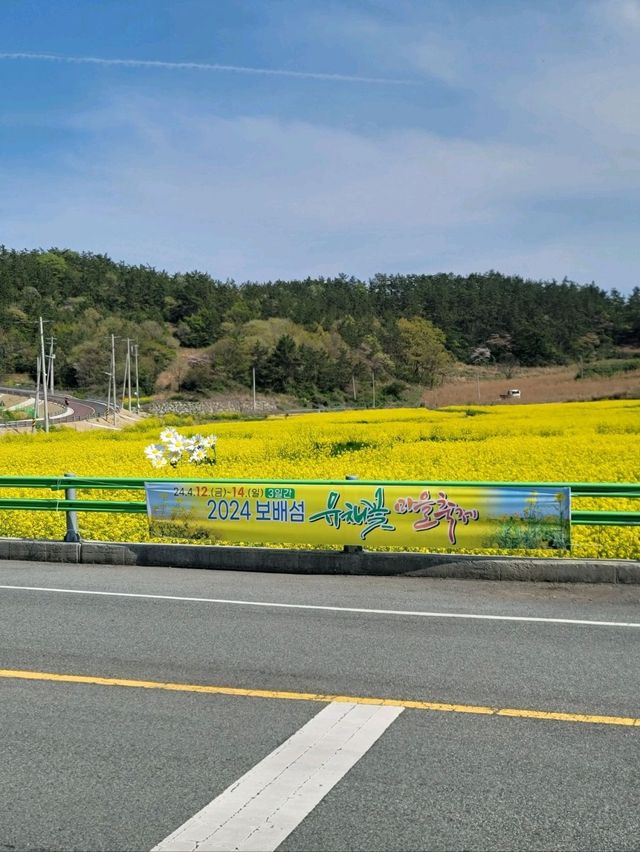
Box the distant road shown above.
[0,385,108,423]
[0,564,638,851]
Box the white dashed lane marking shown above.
[151,701,403,852]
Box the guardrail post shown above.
[343,474,363,554]
[63,472,81,542]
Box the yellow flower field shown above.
[0,400,638,558]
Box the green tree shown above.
[265,335,301,393]
[395,317,453,387]
[574,332,600,378]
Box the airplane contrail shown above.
[0,51,419,86]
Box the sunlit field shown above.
[0,400,638,558]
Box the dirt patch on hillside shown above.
[155,347,210,393]
[422,366,640,407]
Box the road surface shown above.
[0,385,108,424]
[0,561,638,851]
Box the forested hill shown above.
[1,246,639,400]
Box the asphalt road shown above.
[0,561,638,851]
[0,385,107,423]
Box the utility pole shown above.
[133,342,140,413]
[372,370,376,408]
[470,346,490,406]
[111,334,117,425]
[252,365,256,412]
[121,338,132,412]
[34,355,41,426]
[38,316,50,432]
[352,374,357,402]
[106,334,118,424]
[127,340,133,412]
[105,370,112,420]
[47,335,56,395]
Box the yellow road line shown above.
[0,668,638,727]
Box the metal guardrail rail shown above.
[0,476,638,528]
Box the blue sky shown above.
[1,0,639,291]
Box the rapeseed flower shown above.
[0,400,636,558]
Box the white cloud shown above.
[488,4,640,172]
[0,93,637,289]
[410,37,464,85]
[0,98,591,275]
[595,0,640,30]
[511,55,640,147]
[295,7,463,84]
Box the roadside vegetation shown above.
[577,357,640,379]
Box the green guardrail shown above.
[0,477,637,526]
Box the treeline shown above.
[1,246,639,401]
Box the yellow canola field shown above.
[0,399,638,558]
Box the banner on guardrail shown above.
[144,481,571,550]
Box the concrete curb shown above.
[0,538,638,583]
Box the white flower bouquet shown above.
[144,427,217,469]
